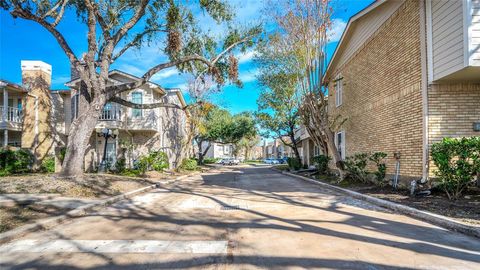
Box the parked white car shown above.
[220,158,240,165]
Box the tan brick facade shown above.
[428,83,480,174]
[328,0,424,180]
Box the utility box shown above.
[473,122,480,132]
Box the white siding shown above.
[333,0,404,71]
[470,0,480,64]
[431,0,465,79]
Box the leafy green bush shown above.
[369,152,388,184]
[287,157,302,171]
[114,158,126,173]
[344,153,369,183]
[180,158,198,171]
[312,155,331,174]
[58,147,66,163]
[135,151,169,173]
[0,148,34,175]
[40,155,55,173]
[431,137,480,200]
[203,158,220,164]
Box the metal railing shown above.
[0,106,22,123]
[99,103,122,121]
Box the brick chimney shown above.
[20,60,53,168]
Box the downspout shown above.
[419,0,429,183]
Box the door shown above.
[105,142,116,166]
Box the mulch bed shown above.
[0,204,67,233]
[296,171,480,226]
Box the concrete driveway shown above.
[1,166,479,269]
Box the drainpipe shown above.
[419,0,429,183]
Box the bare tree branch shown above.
[106,54,212,96]
[111,28,166,62]
[11,4,78,64]
[109,96,184,110]
[111,0,150,46]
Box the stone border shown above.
[275,169,480,239]
[0,170,205,245]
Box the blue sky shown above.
[0,0,373,114]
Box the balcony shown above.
[0,106,22,131]
[96,103,124,130]
[96,104,158,132]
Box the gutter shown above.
[419,0,429,182]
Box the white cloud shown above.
[328,18,347,43]
[239,68,259,83]
[151,68,179,81]
[51,75,71,87]
[237,50,256,64]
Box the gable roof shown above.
[65,69,166,95]
[324,0,403,80]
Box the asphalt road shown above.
[1,166,479,270]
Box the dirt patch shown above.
[301,173,480,226]
[0,173,164,199]
[0,204,67,233]
[358,186,480,226]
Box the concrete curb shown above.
[275,169,480,239]
[0,170,204,245]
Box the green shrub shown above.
[344,153,369,183]
[369,152,388,184]
[203,158,220,164]
[312,155,331,174]
[135,151,169,173]
[40,155,55,173]
[180,158,198,171]
[114,158,126,173]
[431,137,480,200]
[58,147,66,163]
[287,157,302,171]
[0,148,34,175]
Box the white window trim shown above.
[334,131,346,160]
[335,75,343,107]
[130,91,143,118]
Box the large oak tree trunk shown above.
[60,97,104,177]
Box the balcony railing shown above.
[0,106,22,123]
[99,103,122,121]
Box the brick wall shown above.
[428,83,480,175]
[328,0,424,180]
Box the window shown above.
[71,94,79,121]
[335,131,345,159]
[131,92,143,118]
[314,145,321,156]
[335,75,343,107]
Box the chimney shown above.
[20,60,53,169]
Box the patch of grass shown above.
[273,165,289,171]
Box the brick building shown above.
[0,60,188,171]
[324,0,480,181]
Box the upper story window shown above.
[131,91,143,118]
[335,74,343,107]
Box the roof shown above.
[165,88,187,108]
[323,0,386,80]
[0,79,27,93]
[66,69,166,95]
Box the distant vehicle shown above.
[220,158,239,165]
[263,158,279,164]
[278,158,288,164]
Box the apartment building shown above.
[201,142,235,160]
[1,60,188,171]
[324,0,480,181]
